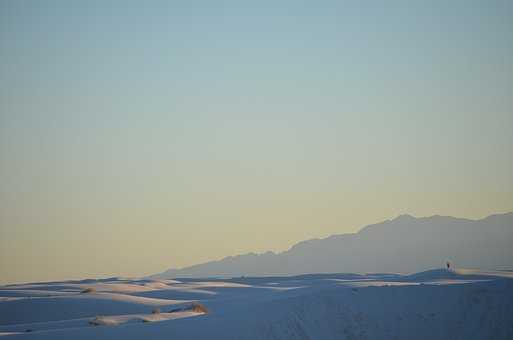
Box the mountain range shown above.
[151,212,513,279]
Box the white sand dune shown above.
[402,268,513,281]
[0,310,201,335]
[0,268,512,339]
[0,291,189,325]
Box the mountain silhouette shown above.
[151,212,513,279]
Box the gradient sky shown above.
[1,0,512,284]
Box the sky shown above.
[1,0,512,284]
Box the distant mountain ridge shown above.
[151,212,513,279]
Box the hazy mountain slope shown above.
[152,212,513,279]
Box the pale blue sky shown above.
[1,1,512,284]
